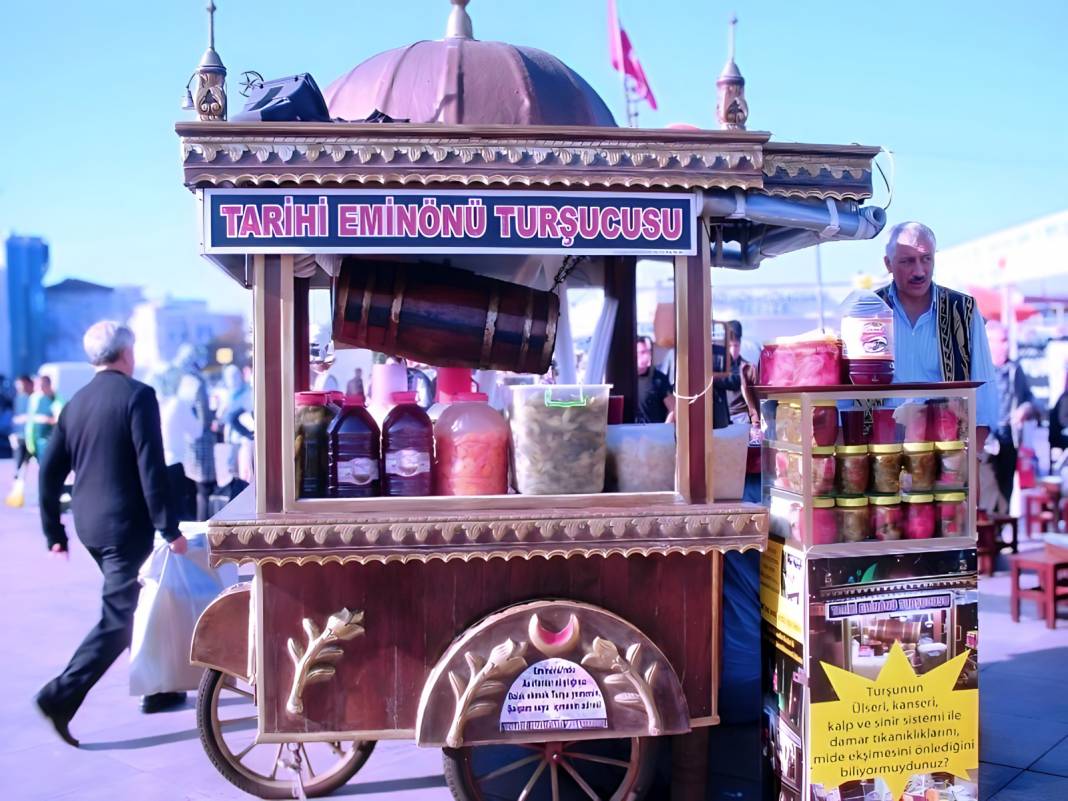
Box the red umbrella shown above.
[966,285,1040,322]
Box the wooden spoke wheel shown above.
[443,737,658,801]
[196,668,376,799]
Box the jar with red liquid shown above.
[870,407,899,445]
[836,497,871,542]
[903,493,936,539]
[871,495,903,540]
[382,391,434,497]
[935,441,967,489]
[929,399,961,441]
[935,492,967,537]
[775,401,838,447]
[869,444,903,494]
[836,445,870,495]
[902,442,937,492]
[328,396,381,498]
[840,289,895,385]
[808,497,838,545]
[840,409,868,446]
[434,392,509,496]
[901,402,931,442]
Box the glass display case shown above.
[759,383,979,553]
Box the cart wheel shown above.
[196,668,376,799]
[442,737,658,801]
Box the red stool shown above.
[1009,551,1068,629]
[1022,488,1057,538]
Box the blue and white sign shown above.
[201,188,697,256]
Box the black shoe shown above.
[140,691,187,714]
[34,693,79,748]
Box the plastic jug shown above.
[294,391,334,498]
[368,362,408,425]
[434,392,509,496]
[428,367,475,422]
[381,391,433,496]
[328,396,381,498]
[839,290,895,385]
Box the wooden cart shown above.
[175,7,885,797]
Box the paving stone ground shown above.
[3,460,1067,800]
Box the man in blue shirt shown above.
[876,222,998,449]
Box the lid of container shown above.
[902,493,935,503]
[296,391,329,406]
[934,492,967,502]
[812,497,836,508]
[870,495,902,505]
[812,446,836,456]
[836,497,869,507]
[436,367,474,402]
[328,391,344,402]
[342,394,366,407]
[935,440,965,450]
[870,444,903,454]
[785,400,837,408]
[836,445,869,455]
[455,391,489,402]
[391,391,418,404]
[904,442,935,452]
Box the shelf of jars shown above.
[758,383,980,551]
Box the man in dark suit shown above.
[35,321,188,747]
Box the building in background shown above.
[5,234,49,376]
[128,298,246,372]
[43,279,144,363]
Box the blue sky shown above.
[1,0,1066,312]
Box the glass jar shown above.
[870,408,899,445]
[903,493,936,539]
[929,399,961,441]
[902,442,937,492]
[836,497,871,542]
[836,445,870,495]
[871,495,903,540]
[935,441,967,490]
[775,402,801,444]
[434,392,510,496]
[812,447,837,495]
[870,444,903,494]
[840,409,867,446]
[810,498,838,545]
[295,391,335,499]
[935,492,967,537]
[901,402,931,442]
[776,401,838,447]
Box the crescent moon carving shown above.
[528,613,581,657]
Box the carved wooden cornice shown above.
[176,122,877,199]
[206,503,768,566]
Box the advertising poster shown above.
[806,550,979,801]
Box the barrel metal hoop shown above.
[385,270,407,354]
[540,293,559,370]
[356,267,376,345]
[517,290,535,371]
[480,289,500,369]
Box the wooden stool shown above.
[977,515,1019,576]
[1022,488,1056,538]
[1009,551,1068,629]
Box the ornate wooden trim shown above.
[206,504,768,565]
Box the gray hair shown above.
[83,321,135,366]
[885,221,937,259]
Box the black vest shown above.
[876,284,976,382]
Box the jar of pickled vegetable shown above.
[871,495,903,540]
[902,442,937,492]
[434,392,510,496]
[935,441,967,490]
[809,497,838,545]
[775,402,801,444]
[903,493,936,539]
[935,491,967,537]
[929,399,961,441]
[776,401,837,447]
[836,445,870,495]
[870,444,903,494]
[811,447,837,496]
[836,497,871,542]
[295,391,335,499]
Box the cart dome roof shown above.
[323,1,617,126]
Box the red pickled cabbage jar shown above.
[871,495,903,540]
[812,401,839,447]
[903,494,936,539]
[812,447,837,495]
[809,498,838,545]
[935,492,967,537]
[929,400,961,442]
[871,408,899,445]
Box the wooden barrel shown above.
[333,259,559,374]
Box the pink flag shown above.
[607,0,658,110]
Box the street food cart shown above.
[177,2,887,798]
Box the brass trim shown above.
[581,636,663,736]
[480,288,500,368]
[285,608,365,716]
[252,255,268,516]
[384,269,407,355]
[516,289,535,371]
[445,638,528,748]
[541,293,559,369]
[357,267,375,344]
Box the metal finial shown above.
[716,13,747,130]
[446,0,473,40]
[207,0,217,50]
[727,14,737,63]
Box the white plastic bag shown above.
[129,532,237,695]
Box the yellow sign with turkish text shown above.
[759,537,804,642]
[809,643,978,801]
